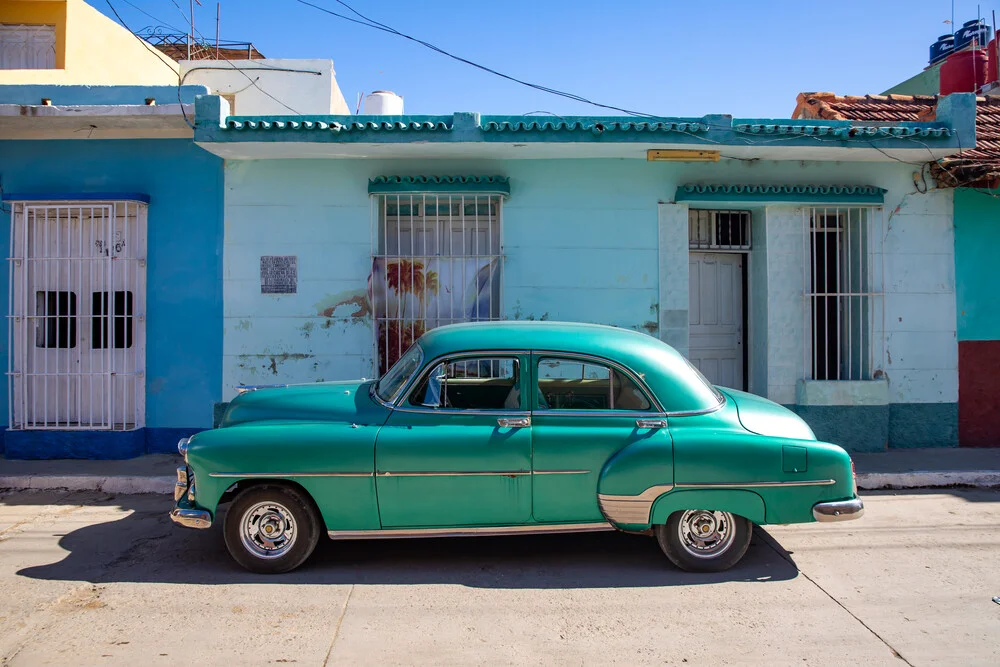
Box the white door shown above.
[689,253,743,389]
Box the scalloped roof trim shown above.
[678,184,887,196]
[480,120,709,133]
[734,123,952,138]
[224,119,453,132]
[370,175,509,185]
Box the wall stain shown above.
[235,319,252,331]
[149,377,166,394]
[238,353,314,376]
[314,289,372,320]
[300,321,316,338]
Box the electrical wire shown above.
[104,0,193,128]
[120,0,185,33]
[290,0,658,118]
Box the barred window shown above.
[371,194,503,374]
[805,207,882,381]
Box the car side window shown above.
[408,357,520,410]
[536,357,651,411]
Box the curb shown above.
[856,470,1000,490]
[0,475,174,495]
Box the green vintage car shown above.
[171,321,863,574]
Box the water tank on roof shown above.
[956,19,992,50]
[930,34,955,65]
[940,48,989,95]
[363,90,404,115]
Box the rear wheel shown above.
[224,484,321,574]
[655,509,752,572]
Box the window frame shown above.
[802,206,883,382]
[396,351,527,414]
[530,352,662,415]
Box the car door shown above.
[374,353,533,527]
[530,353,670,523]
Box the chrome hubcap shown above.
[677,510,736,559]
[240,501,297,559]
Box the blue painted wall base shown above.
[789,403,959,452]
[3,427,206,460]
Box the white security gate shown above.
[371,194,503,375]
[7,201,146,430]
[689,253,744,390]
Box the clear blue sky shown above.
[101,0,988,117]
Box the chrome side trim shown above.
[208,471,374,478]
[235,384,287,395]
[532,410,667,419]
[169,508,212,529]
[598,484,675,525]
[813,497,864,522]
[376,470,530,477]
[533,469,591,475]
[328,522,613,540]
[676,479,836,489]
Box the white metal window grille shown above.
[689,209,751,250]
[7,202,147,430]
[0,25,57,69]
[803,206,883,381]
[371,194,503,375]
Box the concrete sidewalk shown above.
[0,453,180,494]
[1,448,999,494]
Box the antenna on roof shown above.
[356,92,364,115]
[215,2,220,60]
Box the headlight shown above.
[177,437,191,460]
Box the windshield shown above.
[375,344,423,403]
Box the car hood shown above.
[719,388,816,441]
[220,380,385,427]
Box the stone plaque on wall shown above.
[260,255,297,294]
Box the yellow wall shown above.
[0,0,179,85]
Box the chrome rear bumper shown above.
[812,497,864,522]
[170,508,212,529]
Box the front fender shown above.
[650,489,767,526]
[185,420,381,531]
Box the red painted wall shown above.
[958,340,1000,447]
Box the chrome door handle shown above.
[498,416,531,428]
[636,419,667,429]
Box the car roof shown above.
[416,321,722,413]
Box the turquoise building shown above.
[190,94,976,453]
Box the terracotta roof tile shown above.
[794,92,1000,182]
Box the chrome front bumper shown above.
[812,497,865,522]
[170,508,212,529]
[170,464,212,529]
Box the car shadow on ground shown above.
[9,491,800,588]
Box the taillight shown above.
[851,459,858,495]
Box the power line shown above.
[290,0,658,118]
[104,0,193,127]
[120,0,185,33]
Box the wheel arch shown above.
[649,489,767,526]
[219,478,323,519]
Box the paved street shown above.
[0,489,996,666]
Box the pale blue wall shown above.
[0,139,224,436]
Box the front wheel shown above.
[224,484,321,574]
[655,510,752,572]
